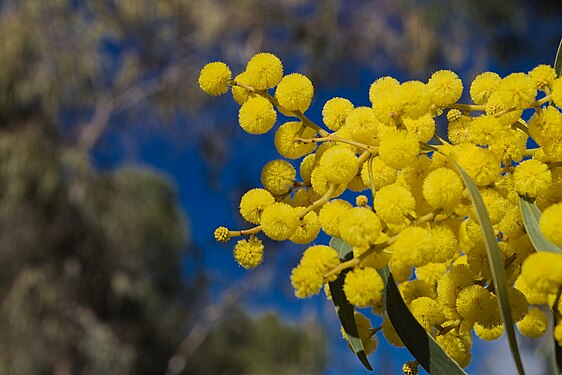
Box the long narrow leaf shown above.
[555,37,562,77]
[519,197,562,254]
[328,237,373,371]
[378,266,468,375]
[451,160,525,375]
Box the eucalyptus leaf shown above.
[520,197,562,254]
[378,266,468,375]
[554,37,562,77]
[451,160,526,375]
[328,237,373,371]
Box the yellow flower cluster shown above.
[201,53,562,368]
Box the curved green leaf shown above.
[378,266,468,375]
[520,197,562,254]
[451,160,525,375]
[328,237,373,371]
[555,37,562,77]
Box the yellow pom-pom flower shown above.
[343,106,381,145]
[392,226,433,267]
[214,226,230,242]
[299,154,316,183]
[468,115,509,146]
[403,114,436,143]
[427,70,463,107]
[260,202,299,240]
[513,159,552,198]
[369,76,400,104]
[198,61,231,96]
[435,331,472,368]
[339,207,382,247]
[245,52,283,90]
[274,121,316,159]
[238,96,277,134]
[342,312,378,354]
[343,267,384,308]
[552,77,562,108]
[360,156,397,190]
[415,262,449,287]
[319,145,359,184]
[261,159,296,196]
[232,71,253,105]
[423,167,463,212]
[437,264,474,307]
[290,209,321,244]
[373,183,416,229]
[239,188,275,224]
[540,203,562,245]
[397,80,432,119]
[516,308,548,338]
[497,72,537,109]
[474,323,504,341]
[291,265,324,298]
[410,297,446,332]
[456,285,498,326]
[528,106,562,146]
[485,91,523,126]
[310,165,347,197]
[318,199,352,237]
[521,252,562,294]
[470,71,501,105]
[379,129,420,169]
[399,279,436,306]
[451,144,500,186]
[429,225,459,263]
[322,97,354,131]
[275,73,314,112]
[529,64,556,90]
[233,236,264,269]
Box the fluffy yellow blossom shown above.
[435,331,472,368]
[274,121,316,159]
[343,267,384,308]
[374,183,416,229]
[214,226,230,242]
[398,80,432,119]
[343,106,381,145]
[540,203,562,245]
[310,165,346,197]
[485,91,523,127]
[239,188,275,224]
[260,202,299,240]
[528,64,556,90]
[497,72,537,109]
[427,70,463,107]
[469,115,509,146]
[261,159,295,196]
[447,113,472,145]
[516,308,548,338]
[342,312,378,354]
[528,106,562,146]
[369,76,400,104]
[437,264,474,307]
[322,97,354,131]
[291,245,339,298]
[245,52,283,90]
[339,207,382,247]
[429,225,459,263]
[451,144,501,186]
[379,129,420,169]
[319,145,359,184]
[290,208,321,244]
[513,159,552,198]
[423,167,464,212]
[233,236,264,269]
[521,252,562,294]
[275,73,314,112]
[399,279,436,306]
[360,156,397,190]
[319,199,352,237]
[198,61,231,96]
[299,154,315,183]
[474,323,503,341]
[238,96,277,134]
[232,71,253,105]
[456,285,498,325]
[410,297,446,332]
[415,262,449,287]
[392,226,433,267]
[404,114,436,143]
[470,71,501,105]
[552,77,562,108]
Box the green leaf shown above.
[451,160,526,375]
[519,197,562,254]
[554,37,562,77]
[328,237,373,371]
[378,266,468,375]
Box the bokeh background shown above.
[0,1,561,374]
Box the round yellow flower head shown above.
[485,91,522,126]
[343,267,384,308]
[514,274,549,305]
[448,115,472,145]
[233,236,264,269]
[423,167,463,212]
[410,297,446,332]
[435,330,472,368]
[437,264,474,307]
[379,129,420,169]
[528,105,562,146]
[552,77,562,108]
[260,202,299,240]
[239,188,275,224]
[290,265,324,298]
[343,106,381,145]
[319,145,359,184]
[427,70,463,107]
[299,154,316,183]
[300,245,340,273]
[474,323,503,341]
[198,61,231,96]
[369,76,400,104]
[322,97,354,131]
[478,188,508,225]
[403,114,435,143]
[397,80,432,119]
[261,159,295,196]
[540,203,562,245]
[470,71,501,105]
[310,165,346,197]
[528,64,556,90]
[232,71,253,105]
[374,183,416,229]
[415,262,449,287]
[214,226,230,242]
[318,199,352,237]
[521,252,562,294]
[497,72,537,109]
[456,285,498,326]
[355,195,368,207]
[341,311,378,355]
[399,279,436,306]
[508,288,529,323]
[360,156,397,190]
[468,115,509,146]
[275,73,314,112]
[238,95,277,134]
[372,86,402,125]
[245,52,283,90]
[274,121,316,159]
[516,307,548,338]
[451,144,500,186]
[393,226,433,267]
[513,158,552,198]
[338,207,382,247]
[429,225,458,263]
[489,128,528,164]
[290,208,321,244]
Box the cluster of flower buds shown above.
[201,52,562,367]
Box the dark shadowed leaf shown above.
[554,37,562,77]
